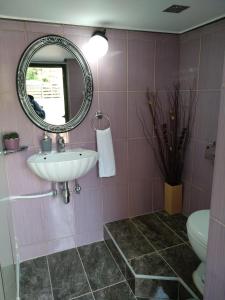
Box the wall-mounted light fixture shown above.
[88,30,108,57]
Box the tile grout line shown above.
[45,256,54,299]
[104,225,136,277]
[75,248,96,300]
[71,291,93,299]
[106,222,178,281]
[106,222,181,298]
[128,241,186,263]
[104,239,137,299]
[126,30,131,217]
[124,280,138,300]
[156,246,200,299]
[154,213,188,243]
[91,279,126,294]
[103,239,126,280]
[128,217,200,298]
[129,218,157,251]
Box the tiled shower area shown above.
[20,211,201,300]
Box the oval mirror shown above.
[17,35,93,133]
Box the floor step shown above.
[104,211,202,300]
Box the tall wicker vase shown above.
[164,183,182,215]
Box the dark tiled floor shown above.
[20,242,135,300]
[78,241,124,290]
[132,214,184,250]
[20,256,52,300]
[160,244,200,294]
[106,219,154,260]
[105,211,202,300]
[48,248,90,299]
[20,211,200,300]
[129,253,175,277]
[94,282,136,300]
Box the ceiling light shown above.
[88,30,109,58]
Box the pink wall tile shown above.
[182,181,191,216]
[99,38,127,91]
[128,91,152,139]
[41,195,75,240]
[210,89,225,224]
[128,38,155,91]
[198,31,225,90]
[155,35,179,90]
[76,230,103,248]
[62,24,93,37]
[19,242,47,262]
[182,140,194,183]
[128,139,155,183]
[179,37,200,90]
[11,198,45,246]
[204,218,225,299]
[102,184,129,223]
[99,91,127,139]
[191,140,214,191]
[152,178,164,211]
[73,189,103,235]
[46,236,76,255]
[25,21,63,35]
[0,19,25,31]
[0,30,27,94]
[194,91,220,142]
[127,31,157,41]
[189,185,211,214]
[129,181,153,217]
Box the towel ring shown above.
[91,111,111,130]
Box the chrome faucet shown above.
[56,134,65,152]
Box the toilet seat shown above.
[187,210,209,246]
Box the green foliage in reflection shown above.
[26,67,39,80]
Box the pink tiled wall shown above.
[0,19,179,261]
[180,20,225,215]
[204,65,225,299]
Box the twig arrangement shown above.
[139,83,196,186]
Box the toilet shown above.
[187,210,210,294]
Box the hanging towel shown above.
[96,128,116,177]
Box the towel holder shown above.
[91,111,111,130]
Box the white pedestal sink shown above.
[27,149,98,182]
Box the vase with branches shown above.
[140,83,196,214]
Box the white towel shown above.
[96,128,116,177]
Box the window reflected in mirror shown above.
[26,65,67,125]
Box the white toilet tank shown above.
[187,210,210,262]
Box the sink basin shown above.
[27,149,98,182]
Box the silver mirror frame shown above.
[16,35,93,133]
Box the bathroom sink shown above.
[27,149,98,182]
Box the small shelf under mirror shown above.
[3,145,28,155]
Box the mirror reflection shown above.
[26,45,84,126]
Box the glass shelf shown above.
[2,146,28,155]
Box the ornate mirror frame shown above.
[16,35,93,133]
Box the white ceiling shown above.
[0,0,225,33]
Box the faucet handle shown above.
[56,133,64,142]
[56,134,65,152]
